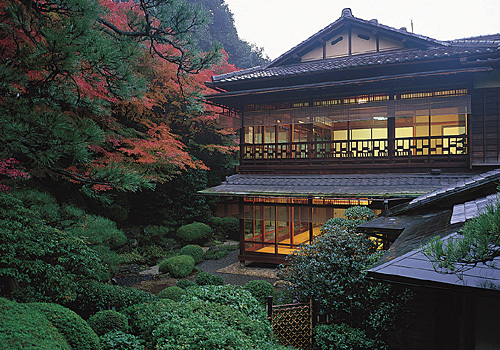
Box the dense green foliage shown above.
[203,243,239,260]
[424,198,500,274]
[244,280,275,305]
[88,309,129,336]
[100,331,145,350]
[314,323,377,350]
[179,244,205,263]
[30,303,99,350]
[176,222,212,243]
[75,281,157,317]
[0,298,70,350]
[195,271,225,285]
[176,279,197,289]
[210,216,240,240]
[158,255,196,278]
[123,295,286,350]
[0,192,107,304]
[157,286,186,301]
[281,206,409,349]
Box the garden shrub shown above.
[210,217,239,240]
[176,279,196,289]
[67,214,127,250]
[195,272,225,286]
[0,298,70,350]
[143,225,176,247]
[203,244,239,260]
[88,309,129,336]
[314,323,377,350]
[158,255,195,278]
[183,285,265,320]
[137,244,169,265]
[157,286,186,301]
[244,280,275,304]
[0,192,107,305]
[344,206,375,221]
[123,301,175,343]
[30,302,99,350]
[176,222,212,243]
[179,244,204,263]
[75,281,157,317]
[100,331,145,350]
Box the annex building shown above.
[202,8,500,264]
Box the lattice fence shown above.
[267,298,313,350]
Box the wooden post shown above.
[267,296,273,321]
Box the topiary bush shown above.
[183,285,265,320]
[179,244,204,263]
[244,280,275,305]
[158,255,195,278]
[99,331,145,350]
[176,222,212,243]
[314,323,378,350]
[0,298,70,350]
[74,281,157,318]
[30,302,99,350]
[157,286,186,301]
[203,243,239,260]
[176,279,196,289]
[344,206,375,221]
[210,217,239,240]
[195,272,225,286]
[88,309,129,336]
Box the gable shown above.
[301,26,407,62]
[270,8,444,67]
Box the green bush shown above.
[137,244,169,265]
[203,244,239,260]
[157,286,186,301]
[210,217,239,240]
[75,281,157,317]
[179,244,204,263]
[183,285,265,320]
[143,225,176,247]
[67,214,127,250]
[244,280,275,305]
[0,298,70,350]
[176,279,196,289]
[176,222,212,243]
[314,323,377,350]
[158,255,195,278]
[88,309,129,336]
[122,301,175,344]
[344,206,375,221]
[0,192,108,305]
[30,302,99,350]
[195,272,225,286]
[100,331,145,350]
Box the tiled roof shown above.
[450,193,499,224]
[200,173,473,198]
[211,45,499,84]
[368,231,500,291]
[390,168,500,215]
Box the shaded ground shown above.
[118,246,280,294]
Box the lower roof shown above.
[200,173,473,199]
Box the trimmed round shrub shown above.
[179,244,204,263]
[244,280,275,305]
[157,286,186,301]
[100,331,144,350]
[176,222,212,243]
[195,272,225,286]
[75,281,157,318]
[210,217,239,240]
[0,298,70,350]
[313,323,377,350]
[344,206,375,221]
[176,279,196,289]
[88,310,128,336]
[30,302,99,350]
[158,255,195,278]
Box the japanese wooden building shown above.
[202,8,500,264]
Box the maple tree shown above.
[0,0,231,197]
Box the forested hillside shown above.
[188,0,270,68]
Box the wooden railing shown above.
[242,135,467,165]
